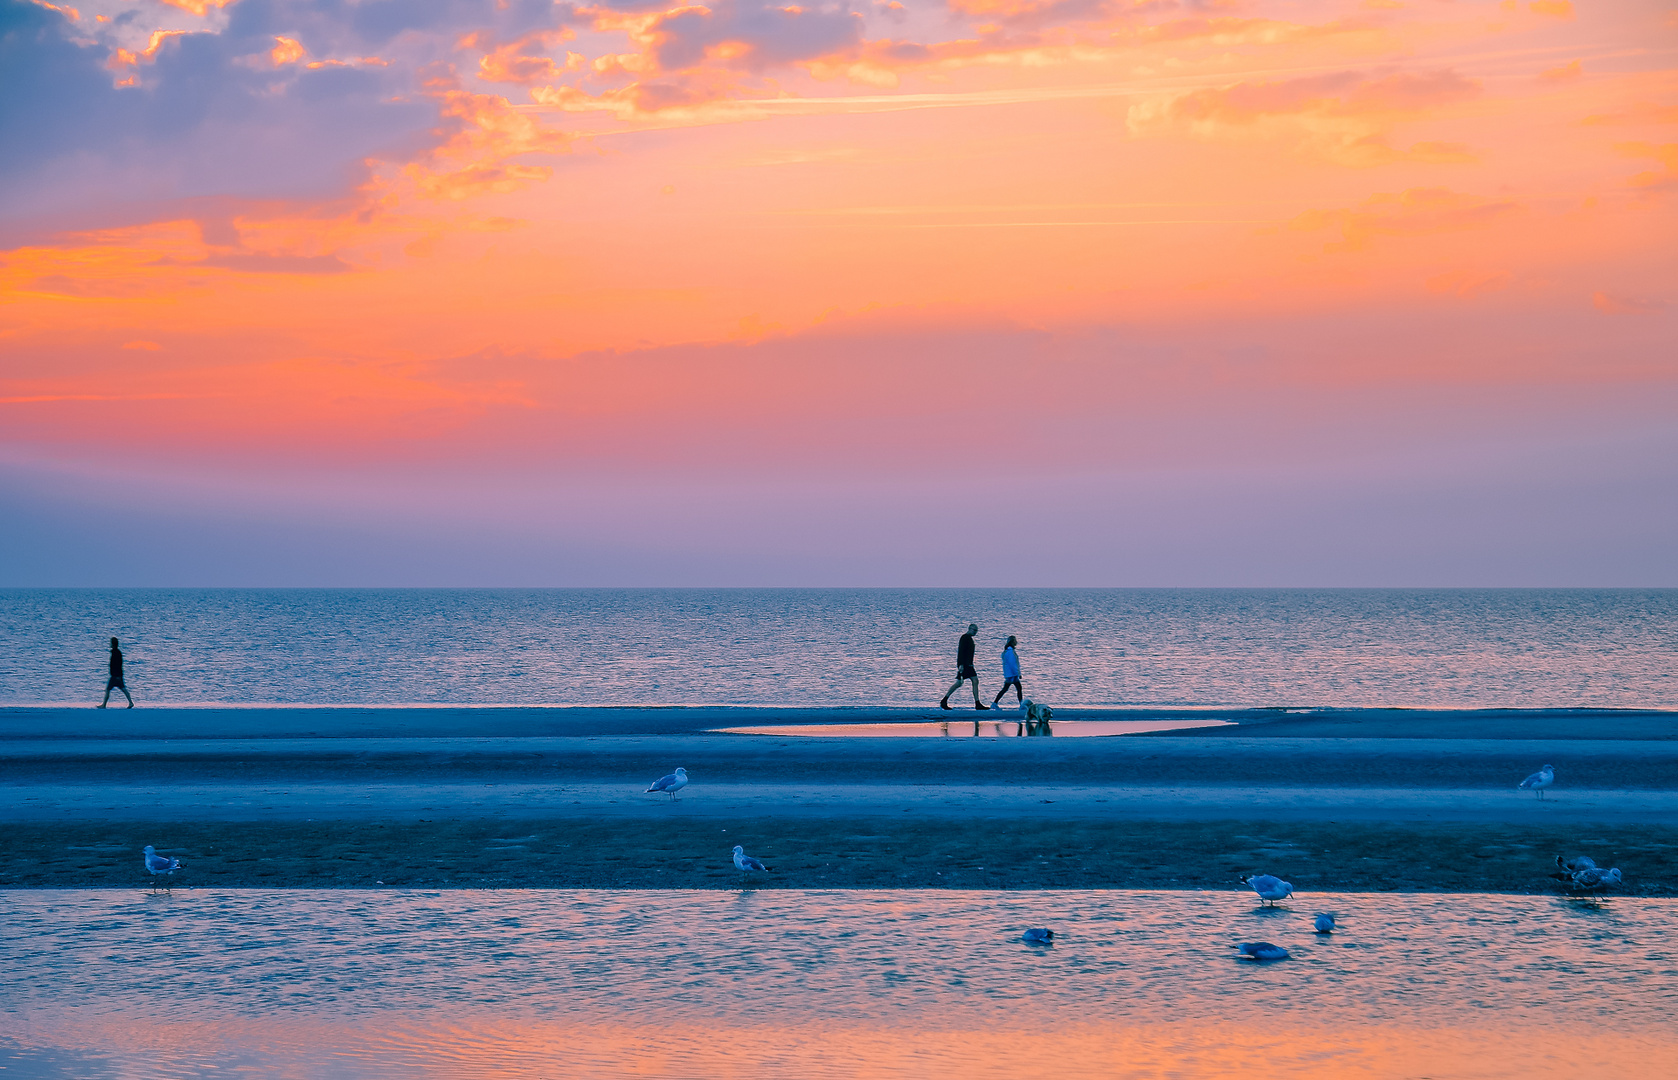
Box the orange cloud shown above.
[1427,269,1511,298]
[473,31,579,85]
[1618,141,1678,190]
[1539,59,1581,82]
[270,36,306,68]
[1127,69,1481,165]
[1290,188,1519,251]
[1592,291,1667,314]
[403,82,573,200]
[158,0,234,14]
[1528,0,1574,18]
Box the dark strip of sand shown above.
[9,818,1674,895]
[8,733,1678,789]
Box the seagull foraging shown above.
[143,846,182,891]
[1569,866,1623,891]
[1314,913,1336,934]
[1242,874,1294,906]
[1519,764,1555,799]
[731,845,768,874]
[1237,942,1290,961]
[1021,928,1055,944]
[645,767,689,800]
[1551,854,1597,881]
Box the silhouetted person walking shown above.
[993,635,1023,706]
[98,637,133,709]
[940,623,988,710]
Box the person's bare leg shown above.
[98,686,111,708]
[120,686,134,708]
[972,680,987,709]
[940,678,966,708]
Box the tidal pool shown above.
[1,889,1672,1078]
[714,718,1236,737]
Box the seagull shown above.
[1237,942,1290,961]
[143,846,182,891]
[1314,913,1336,934]
[1519,764,1554,799]
[1551,854,1598,880]
[645,767,688,800]
[1021,928,1054,944]
[1242,874,1294,906]
[732,845,768,874]
[1569,866,1623,891]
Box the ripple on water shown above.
[1,890,1674,1078]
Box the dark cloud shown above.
[0,0,571,232]
[648,1,864,72]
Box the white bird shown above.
[143,846,182,890]
[732,845,768,874]
[1569,866,1623,890]
[1519,764,1555,799]
[1556,854,1596,873]
[1237,942,1289,961]
[1314,913,1336,934]
[645,767,688,800]
[1021,928,1054,944]
[1242,874,1294,906]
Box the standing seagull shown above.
[732,845,768,875]
[1519,764,1554,799]
[645,767,689,800]
[143,846,182,891]
[1242,874,1294,906]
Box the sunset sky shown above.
[2,0,1674,585]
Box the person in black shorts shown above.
[98,637,134,709]
[939,623,988,710]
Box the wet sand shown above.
[3,708,1674,893]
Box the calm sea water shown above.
[0,889,1672,1078]
[1,588,1674,710]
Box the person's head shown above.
[967,623,978,635]
[1006,635,1017,649]
[110,637,119,648]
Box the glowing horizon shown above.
[2,0,1674,585]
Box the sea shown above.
[1,889,1673,1078]
[1,588,1674,710]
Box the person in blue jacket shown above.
[992,635,1023,707]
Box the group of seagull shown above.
[135,758,1624,897]
[643,767,771,878]
[1227,874,1334,961]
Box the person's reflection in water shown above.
[98,637,134,709]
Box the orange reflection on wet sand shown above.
[715,719,1237,737]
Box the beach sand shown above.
[4,707,1674,894]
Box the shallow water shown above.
[1,890,1673,1078]
[716,718,1236,737]
[4,588,1675,709]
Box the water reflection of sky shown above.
[714,719,1237,737]
[2,890,1673,1077]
